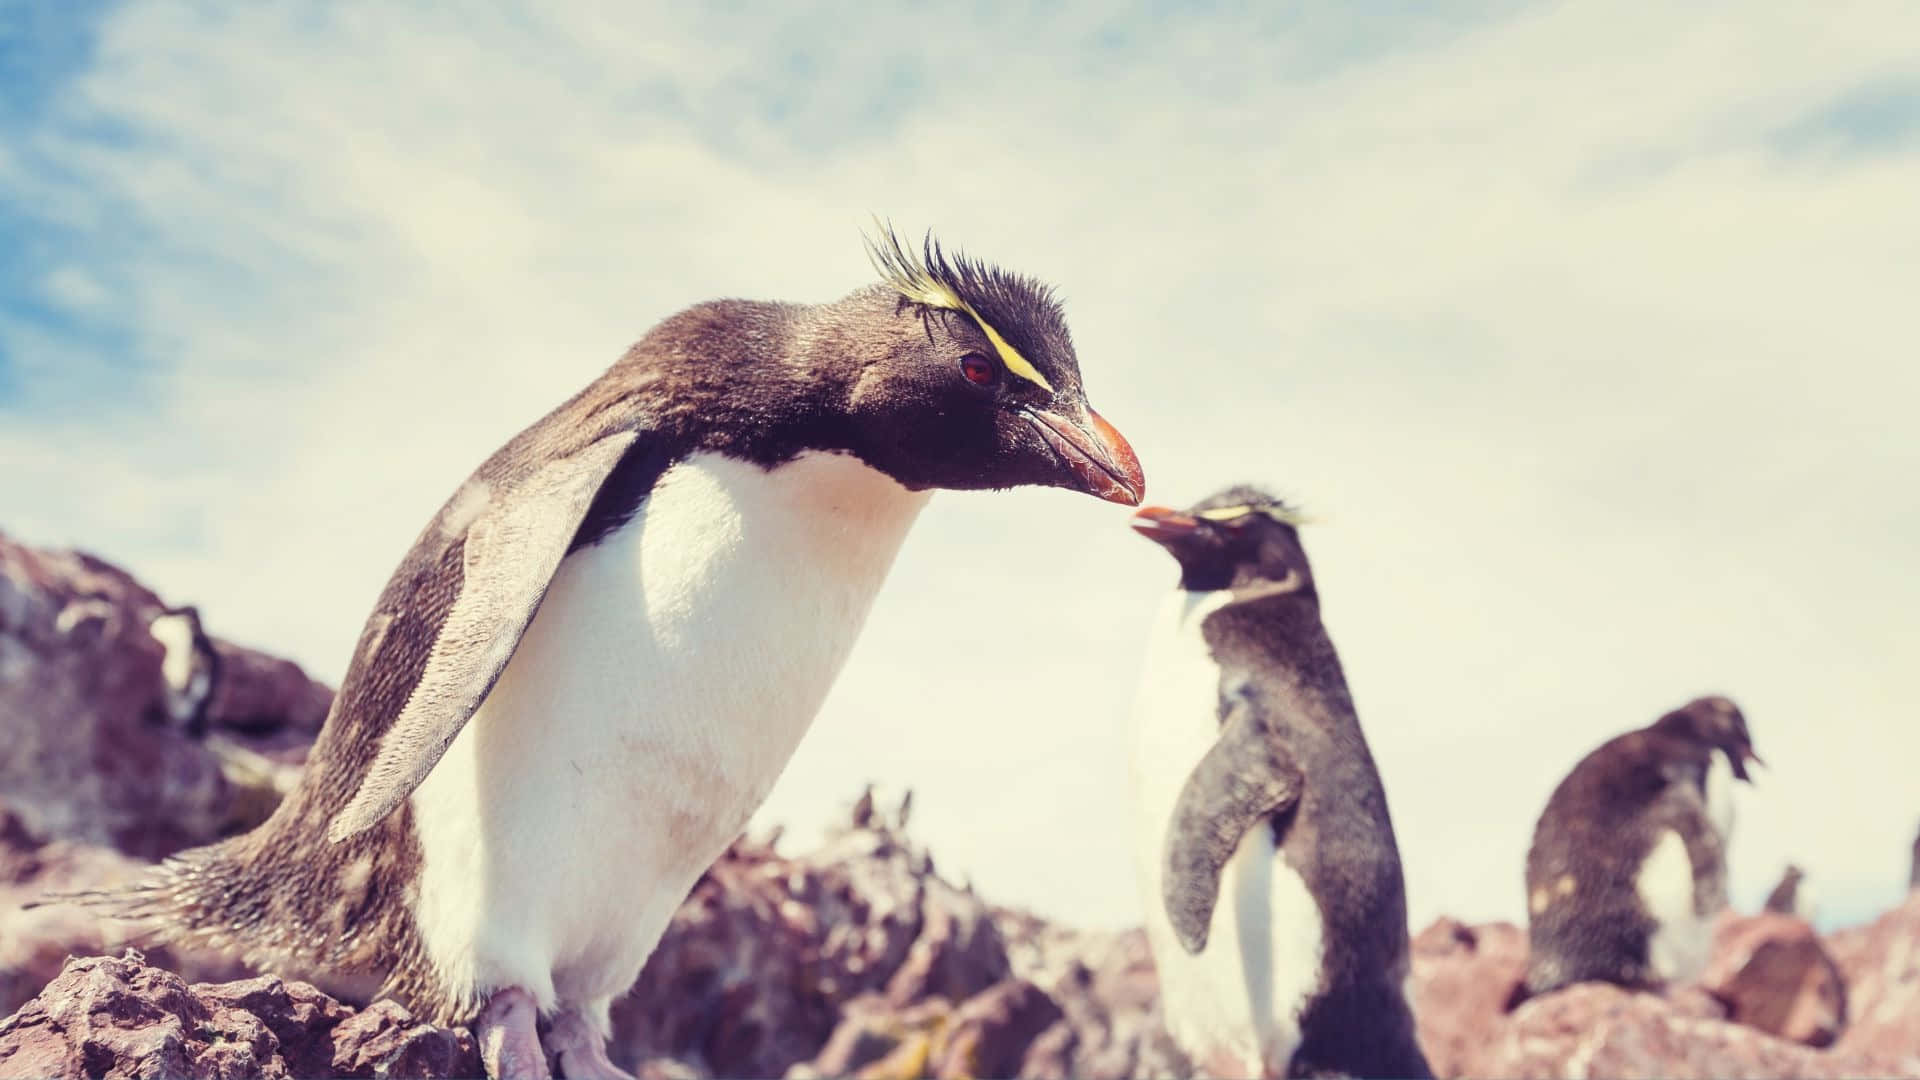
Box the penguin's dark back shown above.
[1520,726,1720,994]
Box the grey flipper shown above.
[327,429,639,842]
[1163,694,1304,954]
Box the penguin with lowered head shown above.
[1520,695,1762,1000]
[71,225,1145,1079]
[1126,486,1429,1080]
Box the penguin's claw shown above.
[477,987,551,1080]
[545,1010,636,1080]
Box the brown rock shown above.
[1407,917,1528,1077]
[612,819,1012,1077]
[0,951,477,1080]
[994,913,1188,1080]
[927,979,1061,1080]
[0,533,330,860]
[329,999,481,1079]
[804,993,924,1078]
[1407,912,1920,1080]
[1700,912,1846,1046]
[0,810,254,1018]
[1825,891,1920,1073]
[1484,982,1864,1079]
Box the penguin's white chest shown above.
[409,450,929,1016]
[1638,755,1739,984]
[1128,589,1324,1077]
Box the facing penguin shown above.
[71,226,1144,1080]
[1521,695,1762,999]
[1126,487,1430,1080]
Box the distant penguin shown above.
[1910,820,1919,890]
[1521,696,1762,998]
[1763,864,1817,921]
[147,605,222,739]
[1126,488,1430,1080]
[70,225,1145,1080]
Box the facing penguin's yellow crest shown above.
[862,218,1058,395]
[1197,503,1317,528]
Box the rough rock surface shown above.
[1409,905,1920,1079]
[0,532,330,860]
[1824,891,1920,1074]
[0,808,253,1019]
[1699,912,1848,1047]
[611,800,1178,1080]
[1407,917,1529,1078]
[0,951,477,1080]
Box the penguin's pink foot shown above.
[544,1010,635,1080]
[476,987,551,1080]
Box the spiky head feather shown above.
[861,218,1062,394]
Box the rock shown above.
[1698,912,1846,1047]
[1408,910,1920,1080]
[1484,982,1863,1079]
[1407,918,1528,1077]
[610,819,1013,1077]
[994,912,1188,1080]
[926,979,1061,1080]
[0,951,478,1080]
[0,807,255,1019]
[0,533,330,860]
[1824,891,1920,1074]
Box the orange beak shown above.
[1022,405,1146,505]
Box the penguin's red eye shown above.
[959,353,998,387]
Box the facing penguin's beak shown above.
[1732,745,1765,783]
[1130,505,1203,543]
[1022,404,1146,506]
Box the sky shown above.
[2,1,1916,936]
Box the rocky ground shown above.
[2,529,1917,1079]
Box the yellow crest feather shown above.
[1197,503,1317,527]
[860,217,1056,394]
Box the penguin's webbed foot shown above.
[544,1009,636,1080]
[477,987,551,1080]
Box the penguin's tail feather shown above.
[25,839,285,964]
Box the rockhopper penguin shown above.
[147,604,222,738]
[1762,864,1816,920]
[73,226,1145,1079]
[1126,487,1429,1080]
[1521,695,1762,999]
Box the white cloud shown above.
[4,0,1917,935]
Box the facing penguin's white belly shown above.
[1128,589,1324,1077]
[409,449,929,1025]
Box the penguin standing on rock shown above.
[147,604,222,738]
[68,226,1144,1080]
[1762,864,1817,921]
[1126,487,1429,1080]
[1520,695,1762,999]
[1909,820,1918,890]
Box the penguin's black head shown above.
[1127,485,1315,596]
[1655,695,1763,782]
[827,225,1145,505]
